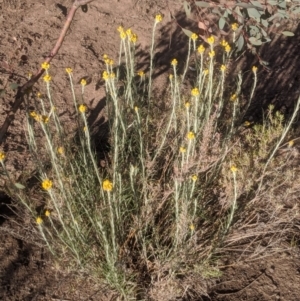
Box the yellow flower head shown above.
[79,104,87,113]
[191,87,200,97]
[169,74,173,80]
[42,179,52,191]
[0,151,5,162]
[30,111,41,122]
[231,23,238,31]
[180,146,186,153]
[209,50,215,58]
[185,102,190,108]
[103,179,113,192]
[204,69,209,75]
[110,72,116,79]
[171,59,178,66]
[41,62,50,70]
[42,115,49,124]
[288,140,294,148]
[28,72,33,79]
[252,66,258,73]
[37,92,42,98]
[230,94,237,102]
[130,33,138,44]
[187,131,195,140]
[43,74,52,83]
[80,78,87,86]
[102,71,109,81]
[134,106,139,113]
[36,217,43,225]
[191,175,198,182]
[230,165,238,173]
[117,26,124,33]
[120,31,126,40]
[126,28,132,38]
[197,44,205,54]
[225,44,231,53]
[207,35,215,45]
[138,70,144,78]
[45,210,51,217]
[155,14,163,23]
[220,40,228,47]
[244,121,251,126]
[220,64,226,72]
[189,224,195,231]
[191,33,198,41]
[66,68,72,74]
[57,146,64,155]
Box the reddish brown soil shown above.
[1,0,300,300]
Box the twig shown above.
[0,0,96,144]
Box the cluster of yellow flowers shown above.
[103,54,114,66]
[197,44,205,54]
[0,151,5,162]
[220,39,231,53]
[29,111,49,123]
[117,26,138,43]
[102,70,115,81]
[191,87,200,97]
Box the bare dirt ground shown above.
[1,0,300,300]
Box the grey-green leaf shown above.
[247,8,262,20]
[182,28,193,38]
[237,35,244,51]
[282,31,295,36]
[183,1,191,18]
[10,83,19,90]
[249,36,263,45]
[219,17,225,30]
[195,1,210,8]
[15,182,26,189]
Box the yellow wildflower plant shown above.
[41,115,49,124]
[80,78,87,86]
[191,33,198,41]
[191,175,198,182]
[42,179,53,191]
[231,23,238,31]
[137,70,144,78]
[79,104,87,113]
[130,33,138,44]
[187,131,195,140]
[36,217,43,225]
[230,165,238,173]
[180,146,186,153]
[43,74,52,82]
[185,102,190,108]
[252,66,258,73]
[197,45,205,54]
[171,58,178,66]
[190,224,195,231]
[220,65,226,72]
[204,69,209,75]
[207,35,215,45]
[230,94,237,102]
[102,71,109,81]
[155,14,163,23]
[103,179,113,192]
[134,106,139,113]
[288,140,294,148]
[45,210,51,217]
[57,146,64,155]
[209,50,215,58]
[41,62,50,70]
[37,92,42,98]
[0,151,5,162]
[191,88,200,97]
[126,28,133,37]
[65,68,72,74]
[225,44,231,53]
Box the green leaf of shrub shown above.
[282,31,294,36]
[247,8,262,20]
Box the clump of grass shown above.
[1,15,300,300]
